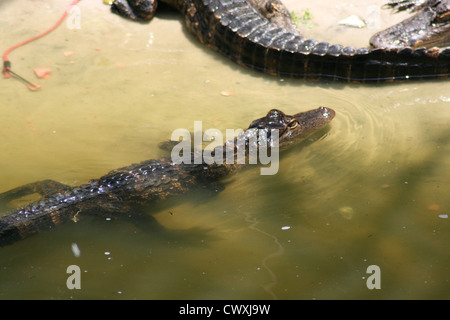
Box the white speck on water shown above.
[281,226,291,230]
[71,243,81,258]
[438,214,448,219]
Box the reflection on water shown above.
[0,0,449,299]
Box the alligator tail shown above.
[0,208,70,247]
[181,0,450,83]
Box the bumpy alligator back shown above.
[178,0,450,82]
[0,193,82,246]
[0,158,230,247]
[0,182,106,247]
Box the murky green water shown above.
[0,0,448,300]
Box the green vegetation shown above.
[291,8,314,29]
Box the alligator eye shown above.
[287,120,299,129]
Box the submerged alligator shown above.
[0,107,335,247]
[110,0,450,82]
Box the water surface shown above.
[0,0,448,299]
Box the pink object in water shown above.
[27,83,41,91]
[34,68,52,79]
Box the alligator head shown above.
[211,106,335,175]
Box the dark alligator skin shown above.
[110,0,450,83]
[0,107,335,247]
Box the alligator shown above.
[370,0,450,49]
[0,106,335,247]
[110,0,450,82]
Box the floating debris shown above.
[338,206,355,220]
[427,204,440,211]
[281,226,291,231]
[27,83,41,91]
[438,214,448,219]
[71,243,81,258]
[34,68,51,79]
[338,15,367,28]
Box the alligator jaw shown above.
[293,107,336,133]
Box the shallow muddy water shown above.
[0,0,448,299]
